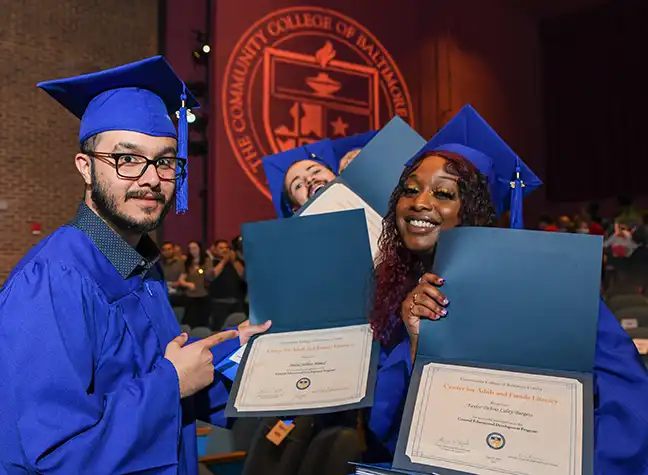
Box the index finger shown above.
[418,272,445,286]
[197,329,239,349]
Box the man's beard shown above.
[90,166,173,235]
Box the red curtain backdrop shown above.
[541,0,648,202]
[210,0,547,240]
[211,0,424,239]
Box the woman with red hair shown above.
[366,107,648,473]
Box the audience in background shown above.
[163,238,249,331]
[535,199,647,298]
[161,197,645,339]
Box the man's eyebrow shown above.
[111,142,177,158]
[112,141,142,153]
[156,146,177,157]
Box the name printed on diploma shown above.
[234,324,373,412]
[300,183,382,261]
[406,363,583,475]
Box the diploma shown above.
[406,363,582,475]
[299,183,382,261]
[234,324,373,412]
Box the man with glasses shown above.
[0,56,270,474]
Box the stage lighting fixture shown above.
[191,30,211,65]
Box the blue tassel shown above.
[509,159,524,229]
[176,87,189,214]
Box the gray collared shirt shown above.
[69,202,160,279]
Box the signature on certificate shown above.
[435,437,471,453]
[513,453,557,467]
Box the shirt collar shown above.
[69,201,160,279]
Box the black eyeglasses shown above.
[88,152,187,181]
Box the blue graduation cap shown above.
[331,131,378,159]
[262,140,339,218]
[37,55,199,214]
[406,105,542,229]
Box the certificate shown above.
[406,363,582,475]
[299,183,382,262]
[234,324,373,412]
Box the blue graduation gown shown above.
[0,226,239,475]
[368,302,648,474]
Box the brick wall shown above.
[0,0,158,284]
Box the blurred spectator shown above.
[173,243,185,262]
[538,215,559,232]
[178,241,212,328]
[615,195,643,229]
[604,222,638,258]
[576,218,591,234]
[631,224,648,264]
[161,241,184,308]
[583,202,607,235]
[209,239,247,331]
[558,215,575,233]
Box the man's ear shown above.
[75,153,92,186]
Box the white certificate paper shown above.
[406,363,582,475]
[299,183,382,262]
[234,324,373,412]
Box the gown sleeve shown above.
[0,261,182,474]
[593,302,648,474]
[367,335,413,454]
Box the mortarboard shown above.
[406,104,542,229]
[37,55,199,214]
[331,131,378,159]
[262,140,339,218]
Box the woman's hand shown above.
[400,273,448,360]
[238,319,272,345]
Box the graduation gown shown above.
[0,225,238,475]
[367,302,648,474]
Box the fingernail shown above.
[442,298,449,306]
[440,309,448,316]
[439,278,446,284]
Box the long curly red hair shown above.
[370,151,496,345]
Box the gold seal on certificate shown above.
[406,363,583,475]
[234,324,373,412]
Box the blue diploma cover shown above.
[224,209,379,418]
[391,227,603,475]
[297,116,427,218]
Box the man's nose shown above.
[137,163,161,188]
